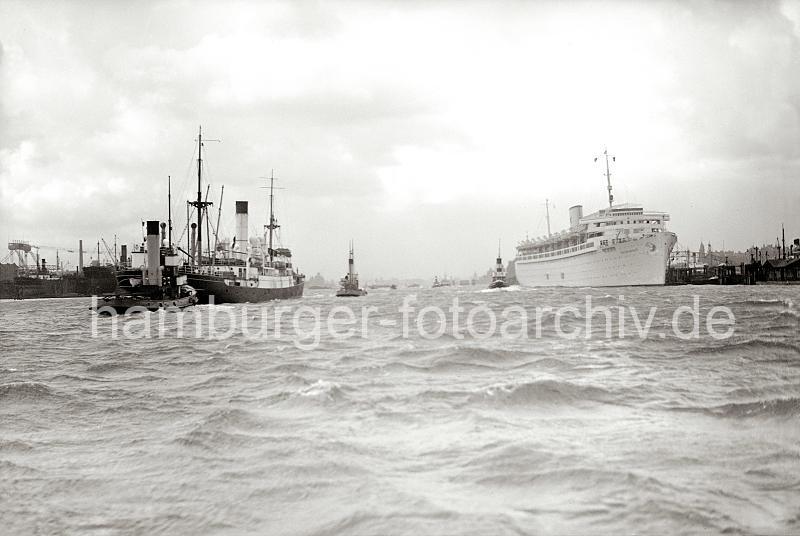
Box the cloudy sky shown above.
[1,1,798,279]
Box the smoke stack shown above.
[569,205,583,230]
[41,258,46,272]
[348,242,355,278]
[120,244,128,267]
[78,239,84,275]
[145,220,162,286]
[160,222,167,246]
[235,201,248,254]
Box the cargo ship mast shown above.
[265,170,280,266]
[189,126,217,266]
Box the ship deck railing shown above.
[517,240,594,262]
[517,231,667,262]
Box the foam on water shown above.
[1,285,799,534]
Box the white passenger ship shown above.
[514,151,677,287]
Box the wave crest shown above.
[705,397,800,419]
[0,382,59,402]
[478,379,615,406]
[688,339,800,358]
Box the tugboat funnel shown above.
[146,220,162,286]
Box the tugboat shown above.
[179,128,305,303]
[94,220,197,314]
[336,242,367,297]
[489,241,508,289]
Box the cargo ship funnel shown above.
[235,201,248,253]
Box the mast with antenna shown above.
[594,148,615,212]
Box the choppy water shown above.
[1,285,799,535]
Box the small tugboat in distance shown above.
[489,241,508,289]
[336,242,367,297]
[93,219,197,314]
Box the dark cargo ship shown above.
[179,128,304,304]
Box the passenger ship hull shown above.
[515,232,677,287]
[185,272,304,304]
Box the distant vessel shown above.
[514,150,677,287]
[432,275,454,288]
[96,220,197,314]
[369,283,397,290]
[179,128,304,303]
[336,242,367,297]
[489,242,508,289]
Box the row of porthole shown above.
[544,273,566,280]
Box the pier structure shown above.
[667,234,800,285]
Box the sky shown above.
[1,0,799,280]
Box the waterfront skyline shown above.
[1,1,799,279]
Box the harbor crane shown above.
[100,238,118,266]
[5,241,82,272]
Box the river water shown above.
[1,285,799,534]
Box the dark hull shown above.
[336,288,367,297]
[186,273,304,304]
[0,268,117,300]
[92,294,198,314]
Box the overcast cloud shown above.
[1,1,798,279]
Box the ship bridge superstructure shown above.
[516,203,670,263]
